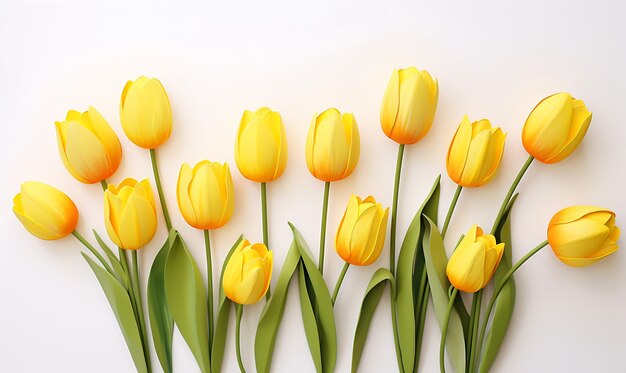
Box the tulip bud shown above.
[13,182,79,240]
[446,225,505,293]
[547,206,620,267]
[522,93,592,164]
[380,67,439,145]
[177,161,235,230]
[446,116,507,187]
[235,107,288,182]
[120,76,172,149]
[104,178,157,250]
[305,108,360,182]
[336,195,389,266]
[223,239,273,305]
[55,107,123,184]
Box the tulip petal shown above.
[549,219,610,259]
[87,106,122,174]
[64,122,110,183]
[361,207,389,266]
[380,69,400,137]
[348,205,380,265]
[544,101,591,164]
[460,126,491,186]
[236,267,266,304]
[549,205,611,226]
[118,193,157,249]
[342,113,360,180]
[523,93,572,160]
[336,195,359,262]
[447,242,486,293]
[446,116,472,184]
[177,163,197,227]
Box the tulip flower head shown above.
[55,106,123,184]
[446,116,507,187]
[305,108,360,182]
[223,239,273,305]
[120,76,172,149]
[235,107,288,182]
[13,181,79,240]
[177,161,234,230]
[446,225,505,293]
[380,67,439,145]
[104,178,157,250]
[548,206,620,267]
[336,195,390,266]
[522,93,592,164]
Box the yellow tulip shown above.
[13,181,79,240]
[234,107,288,182]
[104,178,157,250]
[55,106,123,184]
[446,116,507,187]
[522,93,592,164]
[547,206,620,267]
[223,239,273,305]
[120,76,172,149]
[380,67,439,145]
[305,108,360,182]
[446,225,505,293]
[177,161,234,230]
[336,195,389,266]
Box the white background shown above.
[1,1,625,372]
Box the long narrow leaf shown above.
[82,253,148,373]
[298,261,324,373]
[93,230,129,289]
[351,268,394,373]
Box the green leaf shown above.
[298,261,323,373]
[289,223,337,373]
[478,194,518,373]
[351,268,394,373]
[164,231,210,373]
[212,235,243,373]
[92,230,129,289]
[396,175,440,373]
[422,216,465,373]
[147,230,176,373]
[255,238,300,373]
[81,253,148,373]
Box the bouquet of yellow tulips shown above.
[12,67,619,373]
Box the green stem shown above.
[72,231,114,274]
[467,290,483,373]
[490,156,533,234]
[476,240,549,370]
[331,262,350,306]
[204,230,214,352]
[318,181,331,274]
[260,182,271,300]
[150,148,172,231]
[440,287,458,373]
[118,247,130,278]
[235,304,246,373]
[100,180,108,191]
[389,144,405,275]
[441,185,462,238]
[131,250,151,372]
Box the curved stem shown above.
[331,262,350,306]
[260,182,271,300]
[389,144,405,275]
[467,290,483,373]
[235,304,246,373]
[490,156,534,234]
[318,181,331,274]
[150,148,172,231]
[441,185,462,238]
[131,250,151,372]
[100,180,108,192]
[476,240,549,368]
[440,287,458,373]
[72,231,114,274]
[204,230,214,352]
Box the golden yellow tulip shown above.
[446,225,505,293]
[380,67,439,145]
[55,107,122,184]
[446,116,507,187]
[548,206,620,267]
[305,108,360,182]
[13,181,79,240]
[120,76,172,149]
[336,195,389,266]
[234,107,288,182]
[522,93,592,164]
[104,178,157,250]
[223,239,273,304]
[176,161,234,230]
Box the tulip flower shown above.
[446,225,505,293]
[104,178,157,250]
[55,107,122,184]
[548,206,620,267]
[223,239,273,305]
[446,116,506,188]
[13,181,78,240]
[522,92,592,164]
